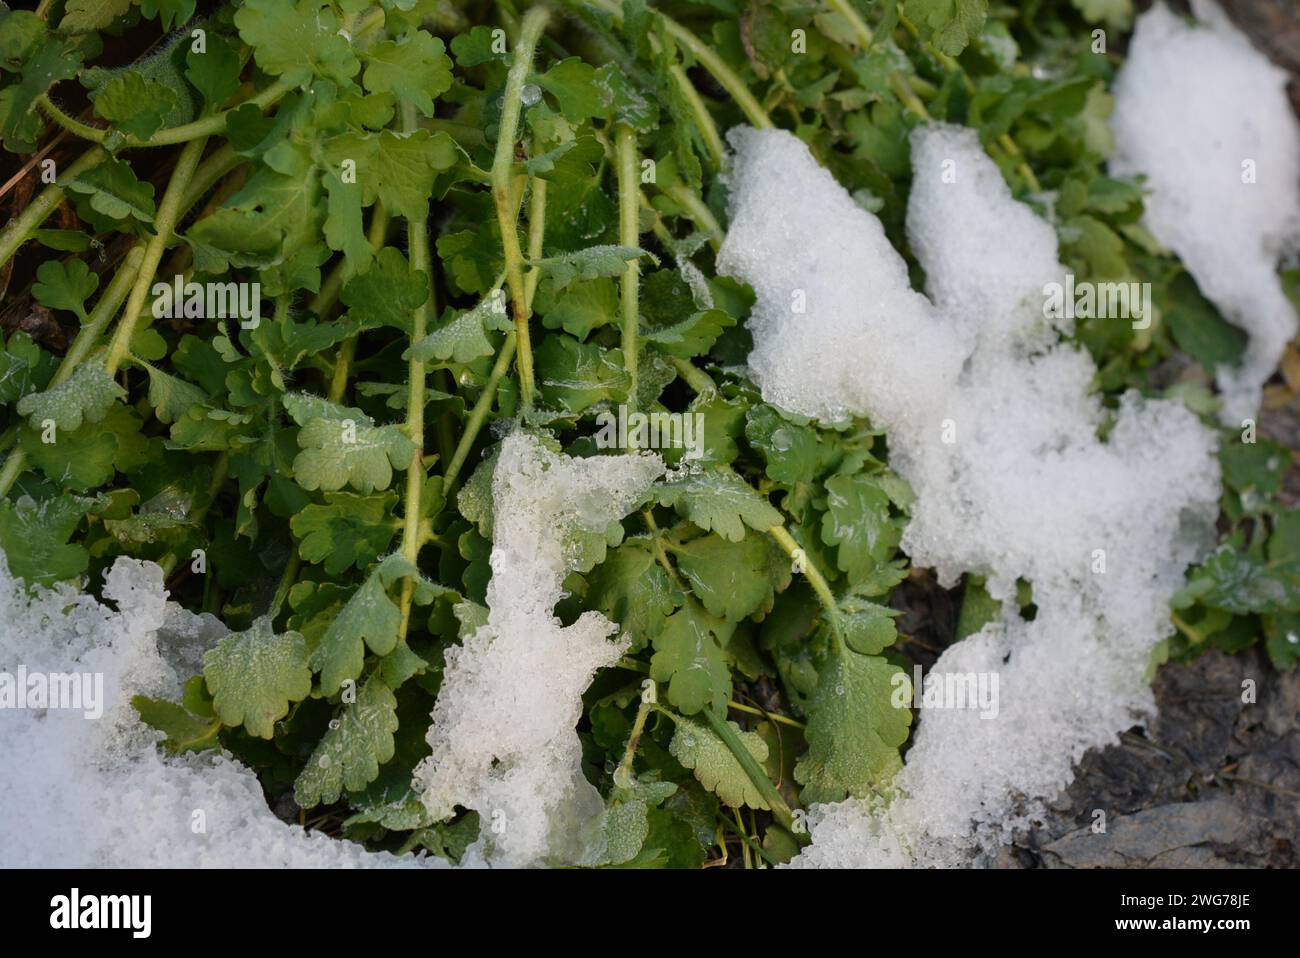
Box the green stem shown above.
[444,172,547,494]
[0,245,145,497]
[613,685,656,787]
[615,124,640,417]
[663,183,722,251]
[585,0,772,128]
[159,451,229,578]
[323,205,391,403]
[398,104,433,640]
[36,80,294,149]
[768,524,843,645]
[492,5,550,409]
[0,145,106,269]
[103,135,209,376]
[668,356,717,396]
[667,63,725,168]
[700,706,801,838]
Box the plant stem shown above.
[668,356,717,396]
[768,524,844,644]
[662,183,722,250]
[613,686,656,787]
[667,64,726,169]
[0,145,106,269]
[615,124,640,417]
[103,135,209,376]
[726,700,805,729]
[36,80,294,149]
[584,0,773,128]
[700,705,801,838]
[492,4,550,409]
[159,452,229,578]
[0,245,145,497]
[397,104,433,641]
[444,174,546,494]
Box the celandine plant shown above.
[0,0,1295,868]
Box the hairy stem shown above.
[398,104,434,641]
[36,80,294,149]
[492,4,550,409]
[103,135,209,376]
[615,124,640,416]
[0,145,105,269]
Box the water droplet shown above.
[318,755,332,769]
[521,84,542,107]
[329,719,341,731]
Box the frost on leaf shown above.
[668,716,770,810]
[1110,0,1300,423]
[283,391,418,494]
[294,676,399,808]
[719,124,1220,866]
[203,616,312,739]
[16,362,124,432]
[413,431,664,867]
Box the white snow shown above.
[414,432,664,867]
[0,553,429,868]
[718,124,1221,866]
[1110,0,1300,424]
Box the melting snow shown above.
[718,123,1221,866]
[414,432,664,867]
[1110,0,1300,424]
[0,554,428,868]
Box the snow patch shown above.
[1110,0,1300,423]
[414,433,664,867]
[0,554,428,868]
[718,124,1220,866]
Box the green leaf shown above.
[31,259,98,317]
[536,57,601,123]
[586,537,680,651]
[19,418,118,491]
[795,646,912,804]
[642,309,735,359]
[294,676,399,807]
[0,494,92,586]
[532,246,654,292]
[821,473,903,582]
[321,129,458,222]
[203,616,312,739]
[66,156,157,223]
[668,716,770,809]
[284,392,417,494]
[1,36,82,151]
[535,336,630,414]
[1164,273,1247,371]
[16,362,124,432]
[404,296,512,365]
[341,246,430,332]
[745,404,824,485]
[1070,0,1132,30]
[60,0,133,33]
[650,601,731,716]
[89,70,178,140]
[671,533,786,622]
[233,0,360,87]
[654,467,782,542]
[311,567,402,695]
[291,491,400,576]
[838,596,900,654]
[535,276,617,339]
[131,694,221,753]
[144,364,208,424]
[139,0,196,31]
[185,33,242,109]
[362,33,452,117]
[903,0,987,56]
